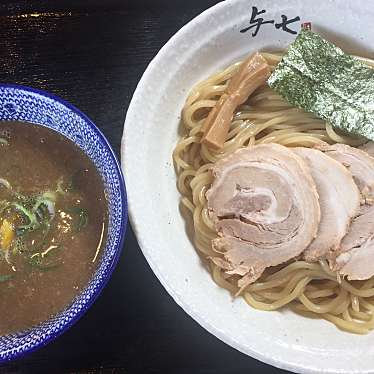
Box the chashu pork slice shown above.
[293,147,360,262]
[359,141,374,158]
[334,206,374,280]
[206,143,320,291]
[318,143,374,203]
[317,143,374,279]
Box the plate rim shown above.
[121,1,371,373]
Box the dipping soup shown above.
[0,121,107,335]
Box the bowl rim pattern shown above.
[0,83,128,361]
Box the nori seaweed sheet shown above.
[268,29,374,140]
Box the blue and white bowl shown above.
[0,84,127,361]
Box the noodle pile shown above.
[173,52,374,334]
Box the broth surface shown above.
[0,121,107,335]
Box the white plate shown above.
[121,1,374,372]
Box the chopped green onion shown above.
[42,191,56,202]
[0,200,9,215]
[12,202,39,235]
[0,178,11,189]
[0,179,64,268]
[67,207,89,232]
[0,138,8,146]
[32,197,55,222]
[0,274,12,282]
[13,237,27,254]
[4,248,11,264]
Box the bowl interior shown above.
[0,85,127,361]
[122,1,374,373]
